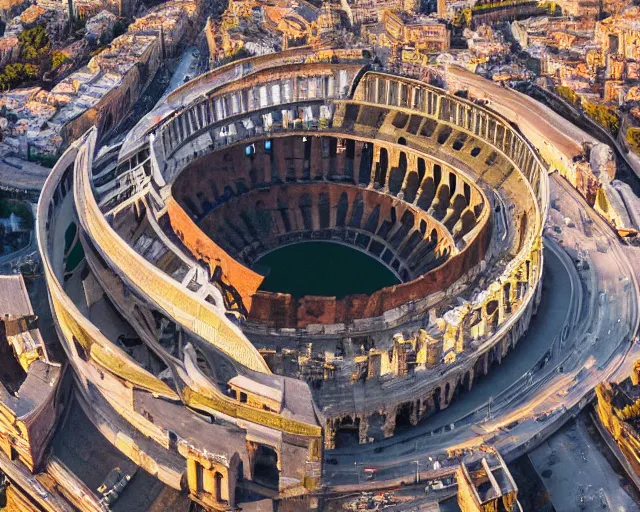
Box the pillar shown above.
[383,408,397,438]
[359,415,369,444]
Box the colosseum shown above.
[26,47,554,510]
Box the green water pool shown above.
[252,242,400,299]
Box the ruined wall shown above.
[596,382,640,479]
[249,217,490,328]
[165,198,264,311]
[456,465,483,512]
[172,135,489,329]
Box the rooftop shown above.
[0,275,33,317]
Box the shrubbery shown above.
[0,25,59,90]
[555,85,620,137]
[626,127,640,154]
[556,85,580,107]
[583,101,620,136]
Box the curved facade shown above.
[37,49,548,508]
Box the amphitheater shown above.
[35,47,549,509]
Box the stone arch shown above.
[433,164,442,188]
[318,192,330,229]
[376,147,389,187]
[430,184,450,220]
[464,182,471,205]
[348,194,364,228]
[336,192,349,227]
[251,444,279,489]
[367,411,386,442]
[214,471,223,502]
[359,142,374,185]
[363,204,381,233]
[448,172,457,196]
[462,370,472,392]
[388,152,407,195]
[503,282,512,314]
[395,402,414,432]
[334,415,360,449]
[417,177,435,210]
[298,193,313,231]
[417,158,426,184]
[403,171,420,203]
[433,386,442,411]
[277,193,291,232]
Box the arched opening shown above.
[503,282,512,314]
[395,402,414,432]
[277,195,291,232]
[318,192,330,229]
[404,171,420,203]
[348,194,364,228]
[437,126,452,144]
[252,445,279,489]
[359,142,373,185]
[214,471,223,503]
[462,371,471,392]
[388,152,407,194]
[417,177,435,210]
[299,193,313,231]
[366,412,386,442]
[377,148,389,187]
[433,387,442,412]
[433,164,442,188]
[363,204,381,233]
[334,416,360,448]
[444,382,451,405]
[417,158,426,184]
[336,192,349,227]
[464,182,471,205]
[448,173,457,196]
[517,212,528,252]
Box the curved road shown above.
[328,245,573,462]
[323,173,639,489]
[324,246,575,485]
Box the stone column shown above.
[383,407,397,439]
[358,415,369,444]
[410,401,419,426]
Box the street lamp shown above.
[414,460,420,484]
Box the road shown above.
[323,173,639,491]
[529,416,639,512]
[327,243,573,457]
[156,46,201,107]
[324,242,576,486]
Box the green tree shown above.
[52,50,69,70]
[18,25,50,62]
[556,85,581,107]
[627,127,640,154]
[583,101,620,136]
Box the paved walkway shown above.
[530,416,639,512]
